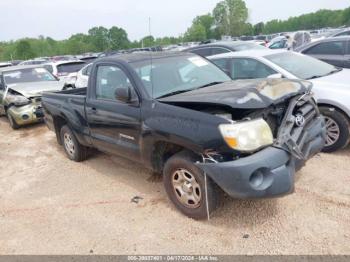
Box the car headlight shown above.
[6,93,31,106]
[219,118,274,152]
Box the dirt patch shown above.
[0,117,349,255]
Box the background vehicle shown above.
[269,31,311,50]
[0,62,12,68]
[0,65,63,129]
[43,60,86,87]
[183,41,266,57]
[75,63,92,88]
[209,49,350,152]
[268,36,288,49]
[295,36,350,68]
[42,52,325,219]
[18,59,48,65]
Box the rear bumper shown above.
[196,116,326,199]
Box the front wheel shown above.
[163,151,219,220]
[7,111,20,130]
[60,125,88,162]
[320,107,350,152]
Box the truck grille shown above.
[275,93,325,160]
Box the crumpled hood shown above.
[159,79,311,109]
[7,81,64,98]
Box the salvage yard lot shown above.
[0,117,349,255]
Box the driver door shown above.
[85,63,142,161]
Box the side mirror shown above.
[267,73,283,79]
[115,86,132,103]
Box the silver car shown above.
[0,65,63,129]
[209,49,350,152]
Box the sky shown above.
[0,0,349,42]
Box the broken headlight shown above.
[219,118,273,152]
[6,93,31,106]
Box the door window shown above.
[191,48,212,57]
[43,65,53,74]
[82,64,92,76]
[305,41,345,55]
[210,48,230,55]
[231,58,277,80]
[96,65,132,101]
[270,40,287,49]
[335,31,350,37]
[212,58,230,74]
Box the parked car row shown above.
[2,38,349,219]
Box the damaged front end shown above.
[5,89,44,126]
[193,80,326,199]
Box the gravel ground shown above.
[0,117,349,255]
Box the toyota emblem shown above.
[295,114,305,127]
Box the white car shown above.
[75,63,92,88]
[209,49,350,152]
[43,60,86,87]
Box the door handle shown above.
[88,107,97,114]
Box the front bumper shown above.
[7,103,44,126]
[196,116,326,199]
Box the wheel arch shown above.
[150,140,201,174]
[317,99,350,120]
[52,114,69,145]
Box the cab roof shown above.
[98,51,193,64]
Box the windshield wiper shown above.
[307,68,343,80]
[195,81,224,89]
[156,82,224,99]
[157,89,193,99]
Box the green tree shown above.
[141,35,155,47]
[342,7,350,25]
[15,40,36,59]
[192,14,215,39]
[213,0,249,36]
[254,22,265,35]
[184,23,207,42]
[88,26,109,51]
[108,26,130,50]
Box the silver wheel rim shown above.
[171,168,201,209]
[64,133,75,157]
[324,116,340,146]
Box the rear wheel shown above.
[60,125,88,162]
[163,151,219,220]
[320,107,350,152]
[7,111,20,130]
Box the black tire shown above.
[7,111,20,130]
[60,125,88,162]
[320,107,350,153]
[163,151,219,220]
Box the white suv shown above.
[43,60,86,87]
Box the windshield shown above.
[4,67,56,84]
[130,55,231,98]
[57,62,86,74]
[265,52,337,79]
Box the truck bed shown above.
[43,87,87,99]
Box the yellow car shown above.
[0,65,63,129]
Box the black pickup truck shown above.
[42,52,326,219]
